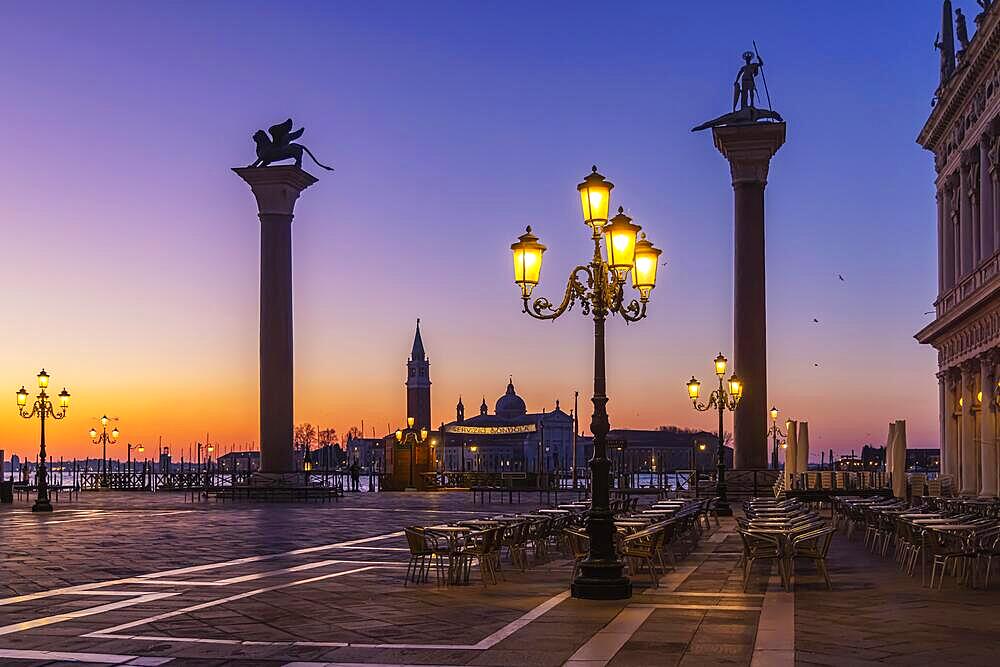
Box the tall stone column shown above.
[712,122,785,469]
[938,374,947,475]
[944,373,959,480]
[960,363,978,495]
[960,164,974,276]
[980,354,998,497]
[980,135,995,259]
[942,184,956,289]
[233,166,318,474]
[937,191,945,294]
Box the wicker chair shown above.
[460,527,504,586]
[403,527,446,586]
[563,528,590,584]
[738,529,786,592]
[790,525,836,590]
[620,525,668,588]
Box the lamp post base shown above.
[713,499,733,516]
[32,498,53,512]
[572,561,632,600]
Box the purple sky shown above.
[0,1,949,459]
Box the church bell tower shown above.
[406,319,431,430]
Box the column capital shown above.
[711,122,786,186]
[233,166,319,217]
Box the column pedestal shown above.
[234,166,318,474]
[711,122,785,469]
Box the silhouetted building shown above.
[217,451,259,472]
[406,319,431,430]
[596,428,729,473]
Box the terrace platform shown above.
[0,492,996,666]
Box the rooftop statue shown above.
[248,118,334,171]
[692,45,783,132]
[956,8,971,50]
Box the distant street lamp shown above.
[127,442,145,473]
[395,416,429,488]
[767,406,786,470]
[687,353,743,516]
[690,440,707,496]
[510,166,663,601]
[15,369,70,512]
[89,415,119,483]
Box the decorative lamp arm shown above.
[524,265,593,321]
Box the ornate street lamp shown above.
[687,353,743,516]
[15,369,70,512]
[767,406,786,471]
[510,166,662,601]
[395,417,429,488]
[89,415,119,484]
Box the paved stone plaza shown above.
[1,493,998,666]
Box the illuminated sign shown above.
[445,424,537,435]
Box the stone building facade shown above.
[916,1,1000,496]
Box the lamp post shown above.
[510,166,663,601]
[395,416,429,489]
[767,406,786,471]
[690,441,707,497]
[89,415,119,485]
[687,353,743,516]
[15,369,70,512]
[127,442,145,474]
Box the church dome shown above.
[495,379,527,418]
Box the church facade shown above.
[439,382,574,474]
[916,1,1000,496]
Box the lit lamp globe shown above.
[16,386,28,407]
[89,428,98,439]
[58,389,70,409]
[632,233,662,301]
[511,226,546,299]
[769,406,779,422]
[604,208,641,282]
[111,428,120,440]
[728,374,743,400]
[577,166,614,233]
[37,369,49,389]
[101,415,109,427]
[698,442,707,452]
[137,444,145,454]
[420,428,429,441]
[714,353,728,378]
[686,377,701,401]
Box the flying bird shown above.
[814,363,821,367]
[838,274,845,281]
[812,318,819,323]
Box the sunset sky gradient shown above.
[0,1,945,462]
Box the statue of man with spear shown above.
[733,41,772,112]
